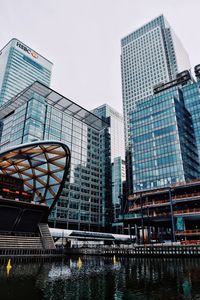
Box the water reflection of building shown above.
[0,81,111,231]
[42,257,119,300]
[0,257,200,299]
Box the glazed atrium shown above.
[0,81,111,231]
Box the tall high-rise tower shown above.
[121,15,190,193]
[92,104,125,161]
[121,15,190,142]
[0,38,53,106]
[92,104,126,222]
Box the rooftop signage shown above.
[0,39,53,70]
[16,41,38,59]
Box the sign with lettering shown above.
[16,41,38,59]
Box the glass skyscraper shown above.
[130,69,200,192]
[112,157,126,218]
[92,104,125,161]
[121,15,191,192]
[182,70,200,159]
[0,81,111,231]
[121,15,190,140]
[0,39,53,106]
[92,104,126,220]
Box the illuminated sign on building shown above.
[0,174,23,190]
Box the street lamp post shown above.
[169,187,176,243]
[118,193,124,234]
[140,192,144,244]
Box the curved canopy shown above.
[0,141,70,211]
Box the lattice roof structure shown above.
[0,81,108,131]
[0,141,70,211]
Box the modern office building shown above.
[92,104,126,221]
[127,180,200,244]
[182,65,200,158]
[112,157,126,220]
[130,72,200,192]
[0,81,111,231]
[0,38,53,106]
[121,15,191,193]
[149,66,200,159]
[121,15,190,141]
[119,66,200,243]
[92,104,125,161]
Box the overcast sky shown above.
[1,0,200,113]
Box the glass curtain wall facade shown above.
[0,39,52,106]
[92,104,125,161]
[92,104,126,221]
[121,15,190,193]
[92,104,125,162]
[112,157,126,220]
[121,15,190,142]
[0,83,111,231]
[130,88,200,192]
[182,79,200,159]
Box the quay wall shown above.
[0,248,64,258]
[65,245,200,257]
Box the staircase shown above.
[38,223,55,249]
[0,235,43,249]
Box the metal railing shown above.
[0,231,40,237]
[176,229,200,235]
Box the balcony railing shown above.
[129,195,200,212]
[174,208,200,215]
[128,208,200,219]
[173,192,200,201]
[129,200,169,211]
[176,229,200,236]
[150,208,200,218]
[129,191,200,204]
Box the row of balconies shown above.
[129,190,200,202]
[127,207,200,219]
[129,192,200,211]
[176,229,200,236]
